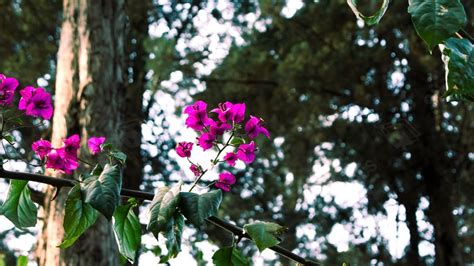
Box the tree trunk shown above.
[35,0,125,265]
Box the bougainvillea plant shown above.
[0,75,312,265]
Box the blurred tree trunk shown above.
[35,0,125,265]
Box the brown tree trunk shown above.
[35,0,125,265]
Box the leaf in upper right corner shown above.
[408,0,467,51]
[346,0,390,26]
[212,247,249,266]
[243,221,287,252]
[442,37,474,101]
[1,180,37,229]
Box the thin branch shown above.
[0,167,319,265]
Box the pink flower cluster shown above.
[32,135,106,174]
[176,100,269,192]
[0,74,53,120]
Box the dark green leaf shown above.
[1,180,37,229]
[159,212,184,263]
[110,151,127,165]
[442,38,474,101]
[347,0,390,26]
[112,202,141,263]
[212,247,249,266]
[178,190,222,227]
[408,0,467,50]
[59,185,98,248]
[230,137,245,146]
[81,164,122,219]
[243,221,286,252]
[147,182,182,238]
[2,134,15,144]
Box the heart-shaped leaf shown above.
[178,190,222,227]
[212,247,249,266]
[442,38,474,101]
[347,0,390,26]
[147,182,182,238]
[159,212,184,263]
[112,199,141,263]
[1,180,37,229]
[243,221,287,252]
[408,0,467,50]
[81,164,122,219]
[59,184,98,248]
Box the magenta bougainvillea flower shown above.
[215,171,236,192]
[237,141,256,164]
[184,100,211,131]
[0,74,19,106]
[223,152,238,166]
[63,134,80,159]
[245,115,270,139]
[45,148,79,174]
[32,140,52,160]
[198,133,216,151]
[176,141,193,158]
[209,119,232,136]
[88,136,106,155]
[18,86,53,120]
[190,164,200,177]
[212,102,246,123]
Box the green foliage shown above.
[112,199,141,263]
[147,182,182,237]
[408,0,467,50]
[243,221,286,252]
[212,247,250,266]
[81,164,122,220]
[160,212,185,263]
[442,37,474,101]
[59,185,98,248]
[230,137,246,146]
[110,151,127,165]
[347,0,390,25]
[178,190,222,227]
[15,256,28,266]
[1,180,37,229]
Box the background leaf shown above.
[243,221,287,252]
[408,0,467,50]
[178,190,222,227]
[82,164,122,219]
[442,37,474,101]
[112,201,141,263]
[1,180,37,229]
[59,185,98,248]
[212,247,250,266]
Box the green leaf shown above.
[212,247,249,266]
[159,212,184,263]
[442,38,474,101]
[16,255,28,266]
[1,180,37,229]
[2,134,15,144]
[110,151,127,165]
[178,190,222,227]
[59,184,99,248]
[243,221,286,252]
[146,182,182,238]
[112,202,141,263]
[408,0,467,50]
[230,137,245,146]
[347,0,390,26]
[81,164,122,219]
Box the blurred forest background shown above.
[0,0,473,265]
